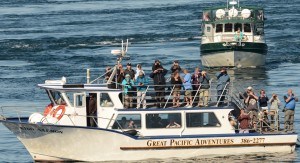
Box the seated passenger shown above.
[127,120,136,129]
[120,117,128,129]
[171,71,182,107]
[166,120,181,128]
[238,109,250,133]
[135,71,149,109]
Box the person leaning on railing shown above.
[121,74,135,109]
[135,71,149,109]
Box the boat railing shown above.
[202,34,264,44]
[115,80,233,109]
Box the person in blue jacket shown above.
[215,67,230,106]
[284,89,297,132]
[135,71,149,109]
[121,74,135,108]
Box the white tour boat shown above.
[200,0,268,68]
[0,41,296,162]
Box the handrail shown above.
[215,82,230,107]
[164,85,175,109]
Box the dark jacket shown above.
[171,76,182,89]
[191,73,201,89]
[88,98,97,114]
[150,66,168,90]
[124,69,135,79]
[199,74,210,89]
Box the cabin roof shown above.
[37,84,121,92]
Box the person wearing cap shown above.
[150,60,168,108]
[268,93,281,130]
[121,74,135,108]
[124,63,135,80]
[135,71,149,109]
[170,60,182,74]
[243,86,259,129]
[215,67,230,106]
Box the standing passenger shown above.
[258,89,269,110]
[88,94,97,127]
[170,60,181,75]
[215,67,230,106]
[135,71,149,109]
[238,109,250,133]
[182,69,193,108]
[121,74,135,108]
[198,70,210,107]
[135,64,145,80]
[283,89,297,133]
[116,64,125,89]
[171,71,182,107]
[191,67,201,98]
[150,60,168,108]
[124,63,135,80]
[269,93,281,130]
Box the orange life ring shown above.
[51,105,66,121]
[44,103,53,116]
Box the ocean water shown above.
[0,0,300,162]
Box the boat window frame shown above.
[185,112,221,128]
[224,23,233,33]
[243,23,251,33]
[215,24,223,33]
[145,113,182,129]
[100,92,114,107]
[112,113,142,130]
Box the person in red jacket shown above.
[238,109,250,133]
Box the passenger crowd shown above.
[107,60,230,109]
[105,60,297,133]
[237,87,297,133]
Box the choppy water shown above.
[0,0,300,162]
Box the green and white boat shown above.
[200,0,268,68]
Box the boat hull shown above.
[200,42,268,68]
[1,119,297,162]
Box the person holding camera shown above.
[244,87,259,129]
[171,71,182,107]
[258,89,269,110]
[121,74,135,108]
[170,60,182,75]
[283,89,297,133]
[135,71,149,109]
[150,60,168,108]
[215,67,230,106]
[124,63,135,80]
[198,70,210,107]
[182,69,193,108]
[269,93,281,130]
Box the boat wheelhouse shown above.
[200,0,268,68]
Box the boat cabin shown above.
[201,5,265,44]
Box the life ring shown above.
[51,105,66,121]
[44,103,53,116]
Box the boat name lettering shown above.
[147,138,234,147]
[241,138,265,144]
[19,127,63,134]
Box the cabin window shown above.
[146,113,181,129]
[100,93,114,107]
[234,23,242,32]
[186,112,220,127]
[224,23,233,32]
[244,23,251,32]
[206,26,211,33]
[49,91,66,105]
[216,24,223,33]
[112,114,141,129]
[74,93,85,107]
